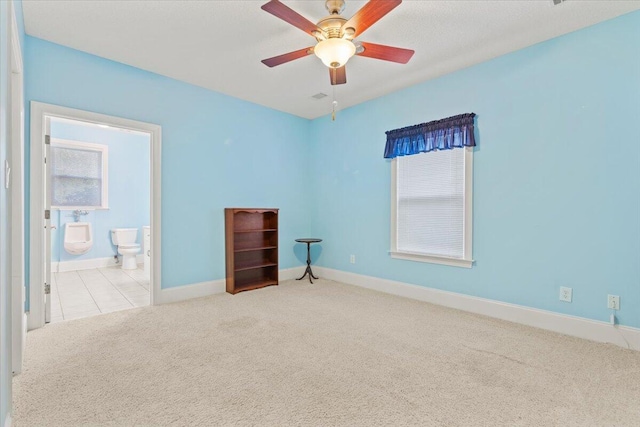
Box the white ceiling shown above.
[23,0,640,119]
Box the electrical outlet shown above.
[350,255,355,264]
[559,287,572,302]
[607,295,620,310]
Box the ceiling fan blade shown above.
[357,42,414,64]
[330,66,347,85]
[261,0,321,37]
[341,0,402,38]
[262,47,314,68]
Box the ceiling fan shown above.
[261,0,415,86]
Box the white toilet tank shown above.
[111,228,138,245]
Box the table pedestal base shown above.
[295,239,321,284]
[297,264,318,284]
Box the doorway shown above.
[48,118,152,322]
[29,103,162,330]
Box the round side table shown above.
[295,238,322,283]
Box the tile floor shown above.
[50,265,150,323]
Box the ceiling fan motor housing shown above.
[317,15,348,39]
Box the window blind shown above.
[51,146,103,207]
[396,148,465,259]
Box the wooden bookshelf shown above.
[225,208,279,294]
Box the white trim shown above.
[279,267,305,281]
[157,279,226,305]
[52,116,150,137]
[49,138,109,209]
[9,0,25,375]
[9,2,21,74]
[156,268,304,305]
[390,147,474,267]
[464,147,474,262]
[4,413,11,427]
[314,267,640,351]
[29,102,162,330]
[390,158,398,255]
[51,207,109,211]
[389,251,473,268]
[52,255,145,273]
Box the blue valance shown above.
[384,113,476,159]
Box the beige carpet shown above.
[13,279,640,426]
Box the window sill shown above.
[51,207,109,211]
[389,251,474,268]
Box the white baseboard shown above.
[53,255,145,273]
[158,279,226,304]
[279,267,305,281]
[27,311,38,331]
[156,268,303,305]
[315,267,640,351]
[13,313,27,375]
[4,414,11,427]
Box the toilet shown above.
[111,228,141,270]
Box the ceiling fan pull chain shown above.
[332,80,337,121]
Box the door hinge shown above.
[45,135,51,145]
[44,283,51,295]
[45,209,50,220]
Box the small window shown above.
[50,139,108,209]
[391,147,473,268]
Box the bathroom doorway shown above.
[48,117,151,322]
[29,102,162,330]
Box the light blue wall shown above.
[25,36,312,294]
[50,121,150,263]
[309,11,640,329]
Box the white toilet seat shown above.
[118,243,140,253]
[118,243,140,249]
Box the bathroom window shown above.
[50,139,109,209]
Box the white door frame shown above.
[9,0,26,374]
[29,102,162,330]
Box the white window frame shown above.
[390,147,474,268]
[50,138,109,210]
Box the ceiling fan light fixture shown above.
[314,38,356,68]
